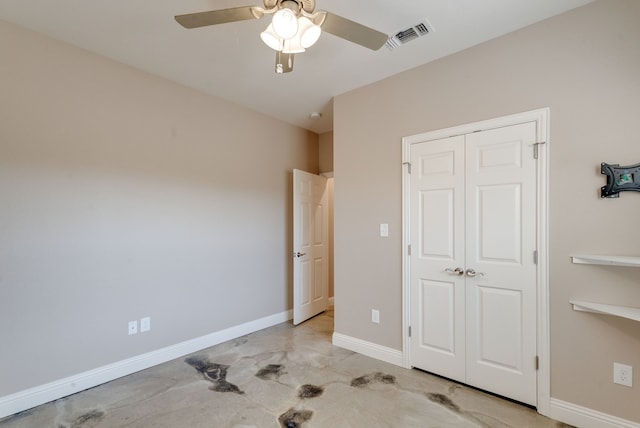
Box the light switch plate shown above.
[379,223,389,237]
[140,317,151,333]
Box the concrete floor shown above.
[0,310,571,427]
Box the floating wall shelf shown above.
[570,253,640,322]
[570,300,640,323]
[571,254,640,267]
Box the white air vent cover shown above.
[386,19,434,50]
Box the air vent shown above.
[386,19,434,50]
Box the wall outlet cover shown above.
[128,320,138,335]
[614,363,633,387]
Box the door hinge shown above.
[403,162,412,174]
[408,245,412,256]
[533,142,546,160]
[535,355,539,371]
[408,326,412,337]
[533,250,538,265]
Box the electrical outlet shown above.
[614,363,633,387]
[140,317,151,333]
[128,320,138,335]
[371,309,380,324]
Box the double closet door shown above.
[409,122,538,406]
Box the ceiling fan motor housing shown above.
[264,0,316,14]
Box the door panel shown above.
[299,259,310,305]
[420,279,456,354]
[465,123,537,405]
[293,169,328,325]
[421,150,456,176]
[477,184,521,263]
[313,203,324,245]
[476,141,522,170]
[410,136,466,382]
[474,286,523,370]
[420,189,455,259]
[313,257,323,299]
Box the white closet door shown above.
[410,122,538,406]
[410,135,466,382]
[464,122,538,406]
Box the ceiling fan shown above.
[175,0,389,74]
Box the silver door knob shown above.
[465,268,485,277]
[444,267,465,276]
[293,252,307,258]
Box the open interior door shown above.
[293,169,328,325]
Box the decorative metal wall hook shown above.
[601,162,640,198]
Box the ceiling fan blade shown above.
[175,6,259,29]
[322,13,388,51]
[275,52,295,74]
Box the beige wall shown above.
[318,131,334,174]
[327,177,334,298]
[0,21,318,397]
[334,0,640,422]
[318,131,334,298]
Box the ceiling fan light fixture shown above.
[261,24,283,51]
[298,16,321,48]
[272,4,299,40]
[175,1,390,75]
[282,36,305,54]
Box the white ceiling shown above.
[0,0,593,134]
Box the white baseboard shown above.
[548,398,640,428]
[0,309,293,419]
[332,332,404,367]
[6,317,636,428]
[329,334,640,428]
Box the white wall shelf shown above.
[570,254,640,322]
[570,300,640,322]
[571,254,640,267]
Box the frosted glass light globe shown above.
[272,7,298,40]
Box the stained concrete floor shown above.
[0,310,571,427]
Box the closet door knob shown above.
[444,267,465,276]
[465,268,485,278]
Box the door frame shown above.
[401,108,550,414]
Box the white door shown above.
[293,169,329,325]
[409,135,466,380]
[410,122,538,406]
